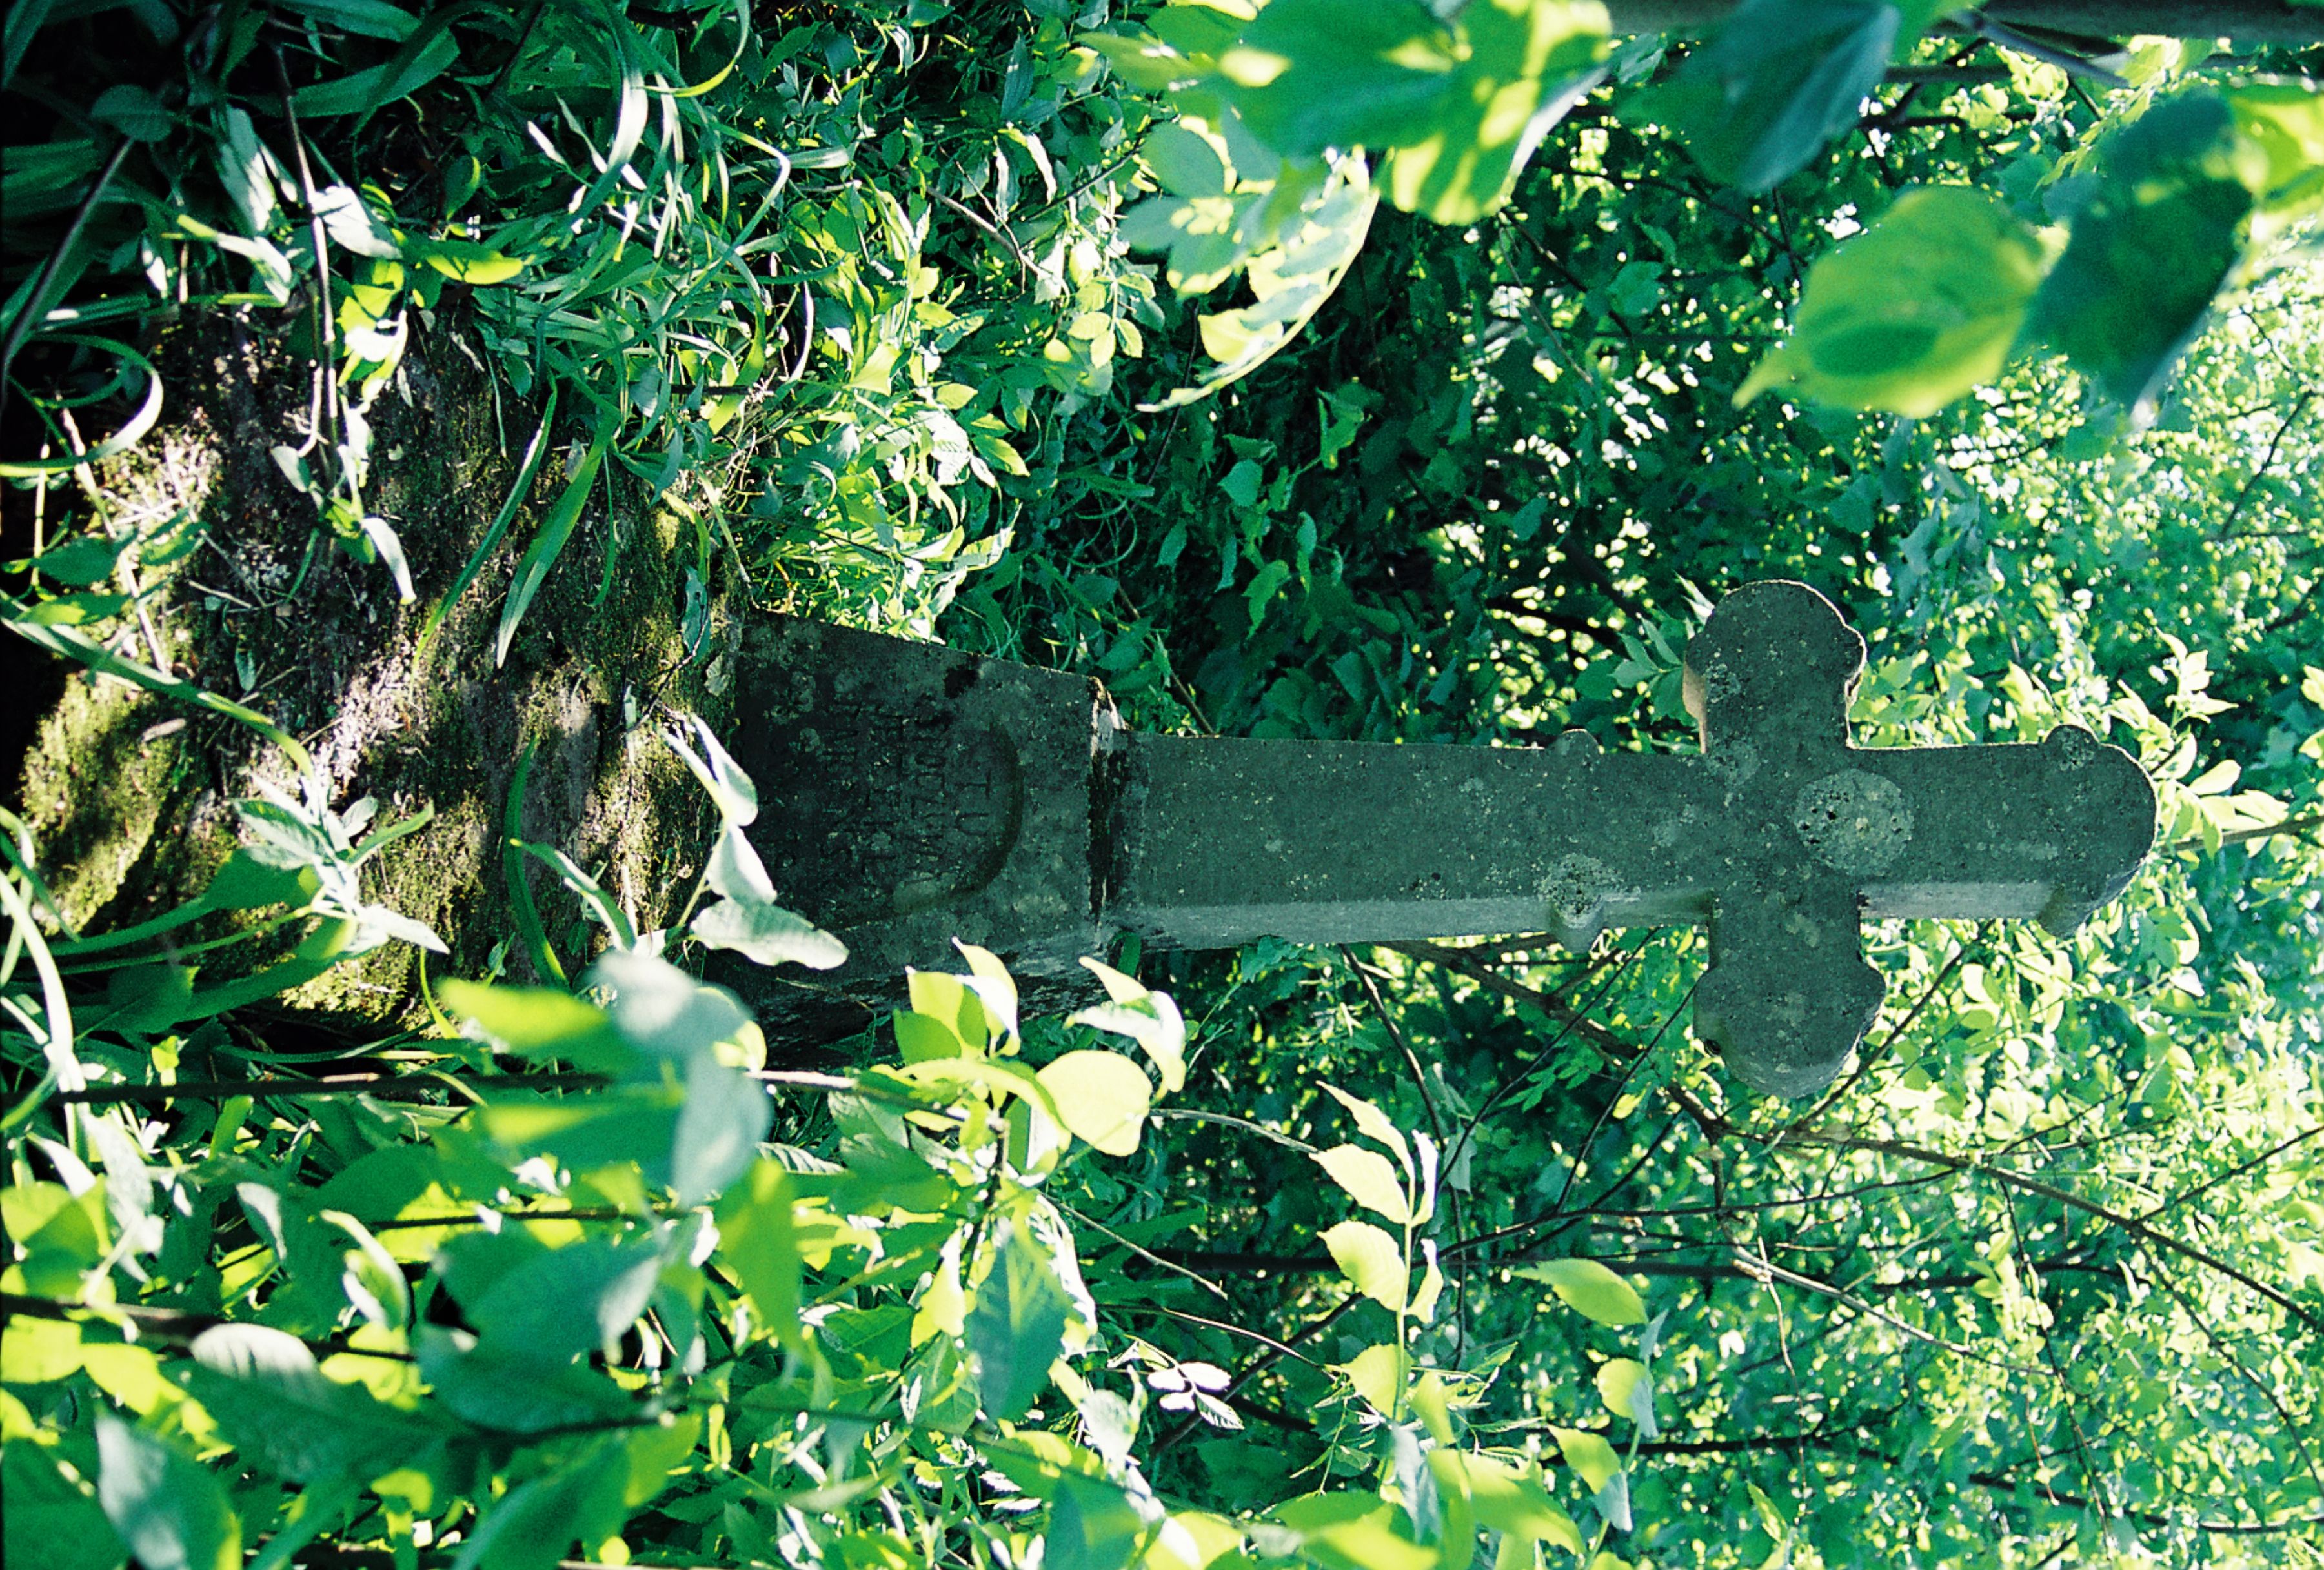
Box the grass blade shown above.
[493,418,608,667]
[419,382,557,645]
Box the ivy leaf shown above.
[1737,185,2047,417]
[1515,1258,1646,1325]
[96,1416,241,1570]
[1312,1143,1411,1224]
[1322,1219,1406,1313]
[965,1219,1072,1423]
[1036,1050,1152,1157]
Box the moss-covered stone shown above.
[9,308,730,1025]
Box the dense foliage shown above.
[6,4,2324,1570]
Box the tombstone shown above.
[725,581,2156,1097]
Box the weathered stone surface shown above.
[718,616,1120,1035]
[734,583,2157,1096]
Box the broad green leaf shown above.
[185,1325,435,1482]
[413,1327,637,1435]
[21,530,128,586]
[669,1056,770,1207]
[955,941,1021,1043]
[714,1158,803,1350]
[691,891,849,970]
[965,1219,1072,1423]
[1515,1258,1646,1325]
[2030,92,2256,412]
[79,1343,175,1416]
[1638,0,1950,193]
[1,1313,80,1382]
[1547,1425,1619,1495]
[1737,186,2046,417]
[440,982,627,1067]
[2229,83,2324,216]
[1318,1082,1410,1169]
[1273,1496,1435,1570]
[1144,122,1232,199]
[1312,1143,1411,1224]
[1322,1220,1406,1313]
[1070,957,1185,1092]
[1149,167,1379,408]
[1047,1471,1146,1570]
[1220,0,1607,223]
[1594,1357,1657,1436]
[1436,1451,1582,1555]
[1336,1340,1408,1414]
[1036,1049,1152,1156]
[96,1416,241,1570]
[3,1442,125,1570]
[419,237,526,285]
[450,1436,629,1570]
[469,1240,663,1360]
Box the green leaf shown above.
[1036,1050,1153,1157]
[1737,185,2046,417]
[663,715,758,825]
[1047,1471,1147,1570]
[2030,92,2256,412]
[1639,0,1940,194]
[439,982,629,1070]
[1318,1082,1410,1169]
[1220,0,1606,224]
[496,422,609,667]
[1547,1426,1628,1529]
[468,1239,663,1360]
[3,1442,126,1570]
[1337,1340,1408,1414]
[1069,958,1186,1092]
[1312,1143,1411,1224]
[716,1159,803,1349]
[1144,123,1231,199]
[1593,1357,1657,1436]
[451,1437,629,1570]
[669,1056,770,1207]
[290,30,460,117]
[2229,83,2324,216]
[1,1312,80,1382]
[184,1325,436,1482]
[1437,1451,1582,1555]
[965,1218,1072,1423]
[1322,1219,1406,1313]
[96,1416,241,1570]
[90,83,169,142]
[691,891,849,970]
[1515,1258,1646,1325]
[21,531,128,585]
[1547,1425,1619,1495]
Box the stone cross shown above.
[728,581,2154,1097]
